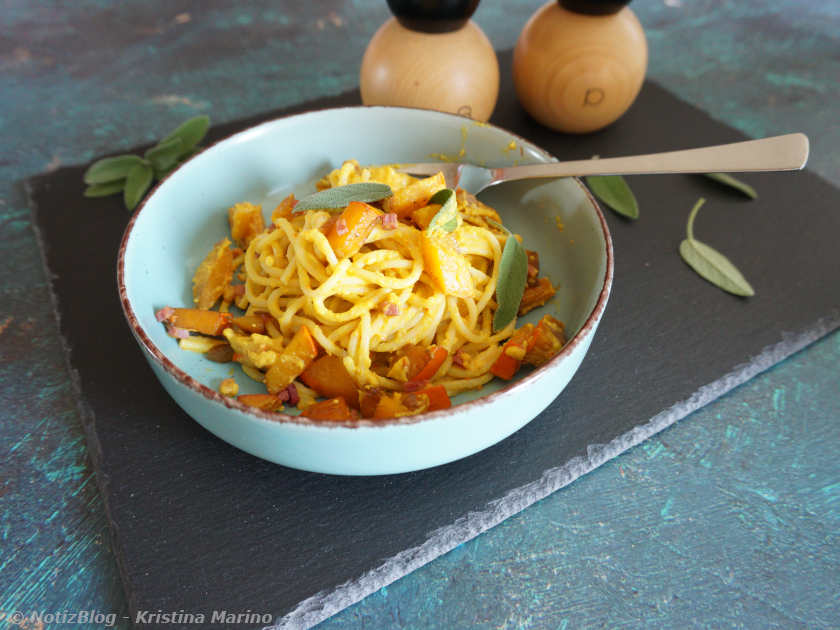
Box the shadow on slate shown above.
[26,50,840,629]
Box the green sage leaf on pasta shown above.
[703,173,758,199]
[84,180,126,198]
[585,175,639,219]
[426,188,459,233]
[160,115,210,158]
[145,136,184,174]
[294,182,393,212]
[123,162,155,211]
[83,154,146,185]
[679,198,755,297]
[493,228,529,332]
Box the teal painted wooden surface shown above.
[1,1,838,627]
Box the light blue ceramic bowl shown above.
[118,107,613,475]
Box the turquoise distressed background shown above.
[1,1,838,627]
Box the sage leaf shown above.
[294,182,393,212]
[123,162,154,211]
[679,198,755,297]
[83,154,146,185]
[493,232,528,331]
[585,175,639,219]
[704,173,758,199]
[160,115,210,158]
[426,188,458,233]
[144,136,183,174]
[84,180,125,197]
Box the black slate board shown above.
[27,50,840,629]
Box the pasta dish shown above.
[157,160,565,421]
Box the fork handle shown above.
[495,133,809,180]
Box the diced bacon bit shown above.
[231,248,243,257]
[276,387,291,403]
[165,324,190,339]
[267,223,277,232]
[233,284,246,297]
[335,217,349,236]
[381,212,398,230]
[286,383,300,406]
[156,306,175,322]
[383,302,400,316]
[402,379,428,392]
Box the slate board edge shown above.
[23,177,142,623]
[269,313,839,630]
[20,77,840,628]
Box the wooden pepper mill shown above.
[360,0,500,122]
[513,0,647,133]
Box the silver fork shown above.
[397,133,809,194]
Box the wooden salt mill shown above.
[360,0,500,122]
[513,0,647,133]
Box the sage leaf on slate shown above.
[145,136,184,174]
[124,162,154,211]
[585,175,639,219]
[679,198,755,297]
[84,180,126,197]
[294,182,393,212]
[487,219,528,331]
[160,114,210,157]
[426,188,458,233]
[704,173,758,199]
[82,115,212,210]
[83,154,147,185]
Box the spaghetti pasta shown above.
[159,160,565,421]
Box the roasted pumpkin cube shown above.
[421,231,473,298]
[410,203,441,230]
[326,201,382,259]
[264,325,319,393]
[228,202,265,248]
[271,194,297,223]
[299,355,360,408]
[518,277,556,315]
[301,397,359,421]
[192,238,234,310]
[524,315,566,367]
[383,172,446,218]
[169,308,232,336]
[358,388,430,420]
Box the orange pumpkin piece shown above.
[301,397,359,421]
[192,238,234,309]
[264,325,320,394]
[169,308,232,336]
[237,393,285,412]
[382,172,446,218]
[519,277,556,316]
[410,203,441,230]
[421,231,473,297]
[397,345,431,380]
[410,346,449,383]
[299,355,360,409]
[228,202,265,248]
[358,388,430,420]
[271,194,297,223]
[326,201,382,259]
[524,315,566,367]
[231,314,266,334]
[413,384,451,411]
[490,323,535,380]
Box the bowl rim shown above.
[117,105,614,430]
